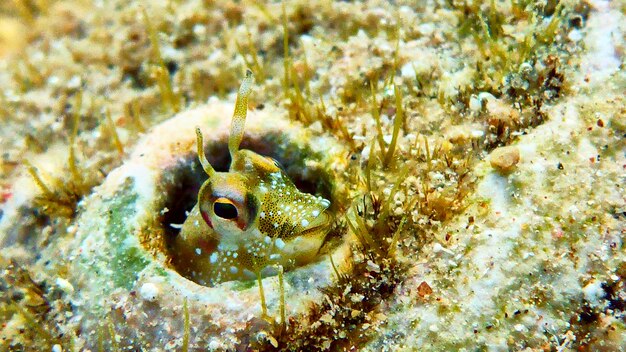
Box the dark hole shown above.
[123,67,147,89]
[166,61,179,75]
[578,305,598,324]
[569,15,583,29]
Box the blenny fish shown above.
[175,70,333,287]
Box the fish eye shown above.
[213,198,238,219]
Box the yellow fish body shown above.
[175,71,332,286]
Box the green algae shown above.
[75,179,150,297]
[231,278,257,291]
[103,182,149,290]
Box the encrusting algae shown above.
[1,0,625,351]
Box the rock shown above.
[489,146,520,173]
[55,277,74,294]
[139,282,159,302]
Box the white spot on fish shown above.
[275,238,285,249]
[301,219,309,227]
[270,254,281,261]
[209,252,218,264]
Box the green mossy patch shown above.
[231,279,257,292]
[103,180,150,290]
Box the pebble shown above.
[490,146,520,173]
[366,260,381,273]
[55,278,74,294]
[139,282,159,302]
[568,29,583,42]
[208,340,222,350]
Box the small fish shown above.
[175,70,332,286]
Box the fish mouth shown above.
[298,211,332,237]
